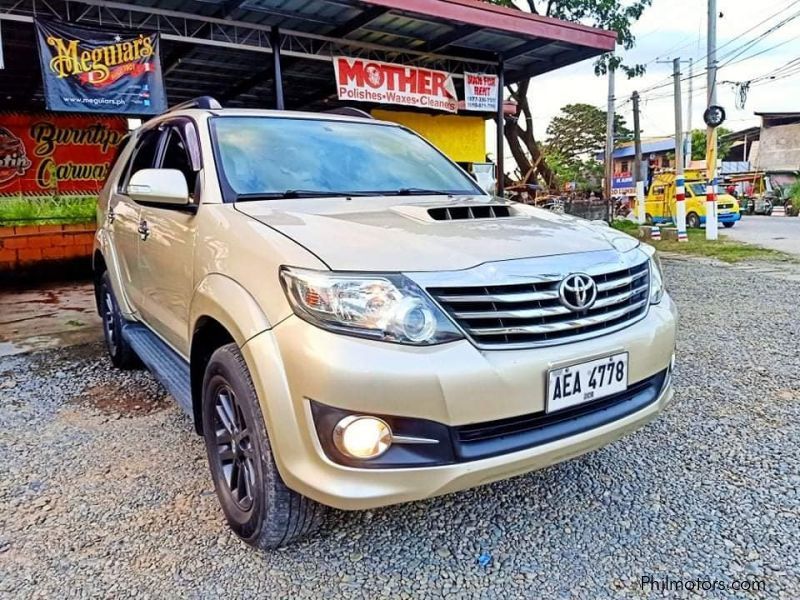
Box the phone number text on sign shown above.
[464,72,499,112]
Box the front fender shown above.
[94,228,136,320]
[189,273,273,346]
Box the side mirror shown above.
[127,168,189,206]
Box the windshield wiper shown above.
[390,187,454,196]
[236,190,370,201]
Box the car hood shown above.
[235,196,636,271]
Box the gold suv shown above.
[94,98,677,549]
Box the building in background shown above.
[596,137,674,196]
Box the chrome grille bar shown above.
[469,299,648,336]
[436,288,559,303]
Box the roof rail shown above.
[168,96,222,112]
[324,107,374,119]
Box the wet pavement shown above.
[0,282,102,358]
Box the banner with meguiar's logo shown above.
[34,19,167,115]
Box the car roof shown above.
[163,107,399,126]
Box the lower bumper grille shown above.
[453,369,668,462]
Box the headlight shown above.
[640,244,665,304]
[279,267,463,345]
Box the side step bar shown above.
[121,323,193,421]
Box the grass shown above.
[0,196,97,226]
[611,220,794,263]
[610,219,640,234]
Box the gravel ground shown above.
[1,259,798,599]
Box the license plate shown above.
[547,352,628,413]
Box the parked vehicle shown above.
[643,169,741,228]
[93,98,677,549]
[726,172,778,216]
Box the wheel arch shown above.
[189,274,273,434]
[93,229,136,318]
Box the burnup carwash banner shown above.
[0,112,127,195]
[334,56,458,113]
[34,19,167,115]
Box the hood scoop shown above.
[428,205,514,221]
[390,202,520,223]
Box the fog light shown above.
[333,415,392,459]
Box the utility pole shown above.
[673,58,687,241]
[604,54,616,222]
[706,0,719,240]
[685,57,693,169]
[632,91,645,223]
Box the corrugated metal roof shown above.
[0,0,616,112]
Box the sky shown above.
[487,0,800,160]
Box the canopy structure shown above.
[0,0,616,192]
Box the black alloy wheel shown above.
[211,383,256,511]
[201,343,325,549]
[99,272,138,369]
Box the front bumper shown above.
[241,294,677,510]
[701,211,741,224]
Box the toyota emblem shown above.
[558,273,597,311]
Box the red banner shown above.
[0,113,127,196]
[333,57,458,113]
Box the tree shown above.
[485,0,652,188]
[546,150,604,192]
[543,103,630,190]
[690,128,734,161]
[546,103,632,161]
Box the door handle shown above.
[137,220,150,241]
[107,207,116,225]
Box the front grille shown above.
[427,260,650,348]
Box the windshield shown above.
[211,116,482,199]
[687,183,707,196]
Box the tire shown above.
[645,213,653,226]
[99,272,139,369]
[686,212,700,229]
[723,222,735,228]
[201,343,325,549]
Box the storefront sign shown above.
[612,171,635,195]
[334,57,458,113]
[0,113,127,195]
[464,72,499,112]
[34,19,167,115]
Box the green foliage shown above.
[648,229,794,263]
[610,219,640,233]
[786,180,800,216]
[545,149,603,191]
[690,128,734,161]
[546,103,632,159]
[0,196,97,225]
[544,103,629,190]
[485,1,653,78]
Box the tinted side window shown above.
[160,128,197,197]
[119,129,162,191]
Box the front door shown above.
[136,122,202,356]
